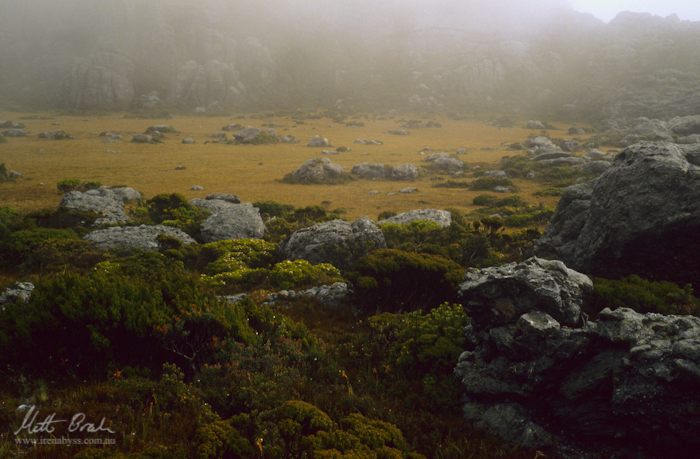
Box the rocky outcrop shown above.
[84,225,195,251]
[191,199,265,242]
[172,60,243,109]
[424,154,465,173]
[283,158,351,184]
[280,219,386,270]
[64,49,135,110]
[379,209,452,228]
[455,257,700,457]
[60,186,141,226]
[537,142,700,285]
[264,282,351,308]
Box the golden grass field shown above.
[0,112,589,219]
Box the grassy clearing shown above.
[0,112,583,219]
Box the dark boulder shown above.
[537,142,700,286]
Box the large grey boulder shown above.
[84,225,195,251]
[283,158,350,184]
[351,163,387,180]
[379,209,452,228]
[425,153,464,173]
[537,142,700,285]
[307,135,331,147]
[60,186,141,226]
[191,199,265,242]
[280,218,386,270]
[455,257,700,457]
[351,163,419,181]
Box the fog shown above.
[1,0,699,119]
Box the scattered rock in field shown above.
[280,218,386,270]
[222,123,244,132]
[492,186,514,193]
[145,125,178,134]
[321,149,339,155]
[537,142,700,285]
[399,187,418,194]
[279,135,297,143]
[100,132,122,142]
[175,164,186,170]
[38,130,73,140]
[379,209,452,227]
[181,137,195,144]
[389,163,420,180]
[483,170,507,177]
[60,186,141,226]
[0,121,24,129]
[190,185,205,191]
[526,120,547,129]
[84,225,196,251]
[388,129,410,136]
[283,158,350,184]
[1,129,27,137]
[308,135,331,147]
[352,163,387,180]
[192,199,265,242]
[354,139,383,145]
[425,153,465,173]
[568,127,587,135]
[401,120,442,129]
[131,134,158,144]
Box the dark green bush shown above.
[147,193,210,237]
[253,200,295,218]
[0,253,253,377]
[587,275,700,317]
[473,194,527,207]
[433,180,471,189]
[352,249,465,312]
[56,178,102,193]
[469,176,515,191]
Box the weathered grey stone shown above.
[60,186,141,226]
[191,199,265,242]
[2,129,27,137]
[455,256,700,457]
[0,282,35,309]
[205,193,241,204]
[389,163,420,180]
[537,142,700,285]
[131,134,156,144]
[425,154,464,173]
[283,158,349,184]
[84,225,195,251]
[526,120,547,130]
[352,163,387,180]
[307,135,331,147]
[380,209,452,228]
[458,257,591,328]
[280,218,386,270]
[669,115,700,136]
[264,282,350,308]
[38,130,72,140]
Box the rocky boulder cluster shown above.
[455,257,700,457]
[191,197,265,242]
[351,163,419,181]
[283,158,351,184]
[537,142,700,285]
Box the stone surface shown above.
[425,154,464,173]
[455,257,700,457]
[280,218,386,270]
[537,142,700,285]
[264,282,351,308]
[307,135,331,147]
[379,209,452,228]
[60,186,141,226]
[191,199,265,242]
[283,158,349,184]
[84,225,195,251]
[0,282,35,309]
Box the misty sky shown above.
[570,0,700,21]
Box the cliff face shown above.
[0,1,699,118]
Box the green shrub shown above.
[433,180,471,189]
[253,200,295,218]
[56,178,101,193]
[0,253,254,377]
[588,275,700,317]
[503,208,553,227]
[147,193,210,237]
[201,239,278,274]
[352,249,465,312]
[473,194,527,207]
[469,176,515,191]
[0,163,9,181]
